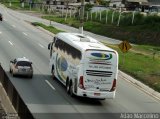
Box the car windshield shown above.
[16,61,31,67]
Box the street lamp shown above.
[79,0,85,34]
[9,0,12,7]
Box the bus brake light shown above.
[110,79,116,92]
[79,76,85,90]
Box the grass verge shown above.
[106,43,160,92]
[31,22,63,34]
[42,16,160,46]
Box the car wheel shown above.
[66,80,70,94]
[12,71,15,77]
[29,74,33,79]
[51,65,55,79]
[99,98,106,101]
[9,68,11,73]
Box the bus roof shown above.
[56,32,115,52]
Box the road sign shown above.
[118,41,132,53]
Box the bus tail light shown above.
[110,79,116,92]
[79,76,85,90]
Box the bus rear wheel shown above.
[66,80,70,94]
[51,65,55,79]
[69,81,74,97]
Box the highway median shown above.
[31,22,63,34]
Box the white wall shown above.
[109,2,124,8]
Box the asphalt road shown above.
[0,4,160,119]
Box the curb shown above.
[119,70,160,101]
[36,26,55,37]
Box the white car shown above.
[10,57,33,78]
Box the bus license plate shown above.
[94,93,100,96]
[22,69,26,72]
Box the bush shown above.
[144,15,160,24]
[85,3,93,12]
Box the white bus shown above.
[48,32,118,99]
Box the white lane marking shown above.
[12,25,16,28]
[45,80,56,90]
[23,32,28,36]
[38,43,44,48]
[4,19,7,21]
[8,41,13,46]
[0,31,2,34]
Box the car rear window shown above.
[16,61,31,67]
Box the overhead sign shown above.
[118,41,132,53]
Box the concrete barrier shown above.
[0,65,34,119]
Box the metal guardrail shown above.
[0,65,34,119]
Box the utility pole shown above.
[79,0,85,34]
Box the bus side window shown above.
[48,42,53,58]
[50,38,58,57]
[48,36,56,50]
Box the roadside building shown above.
[109,0,124,8]
[43,0,108,5]
[148,0,160,6]
[148,0,160,12]
[109,0,149,11]
[125,0,149,11]
[44,0,77,5]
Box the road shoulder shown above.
[119,70,160,101]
